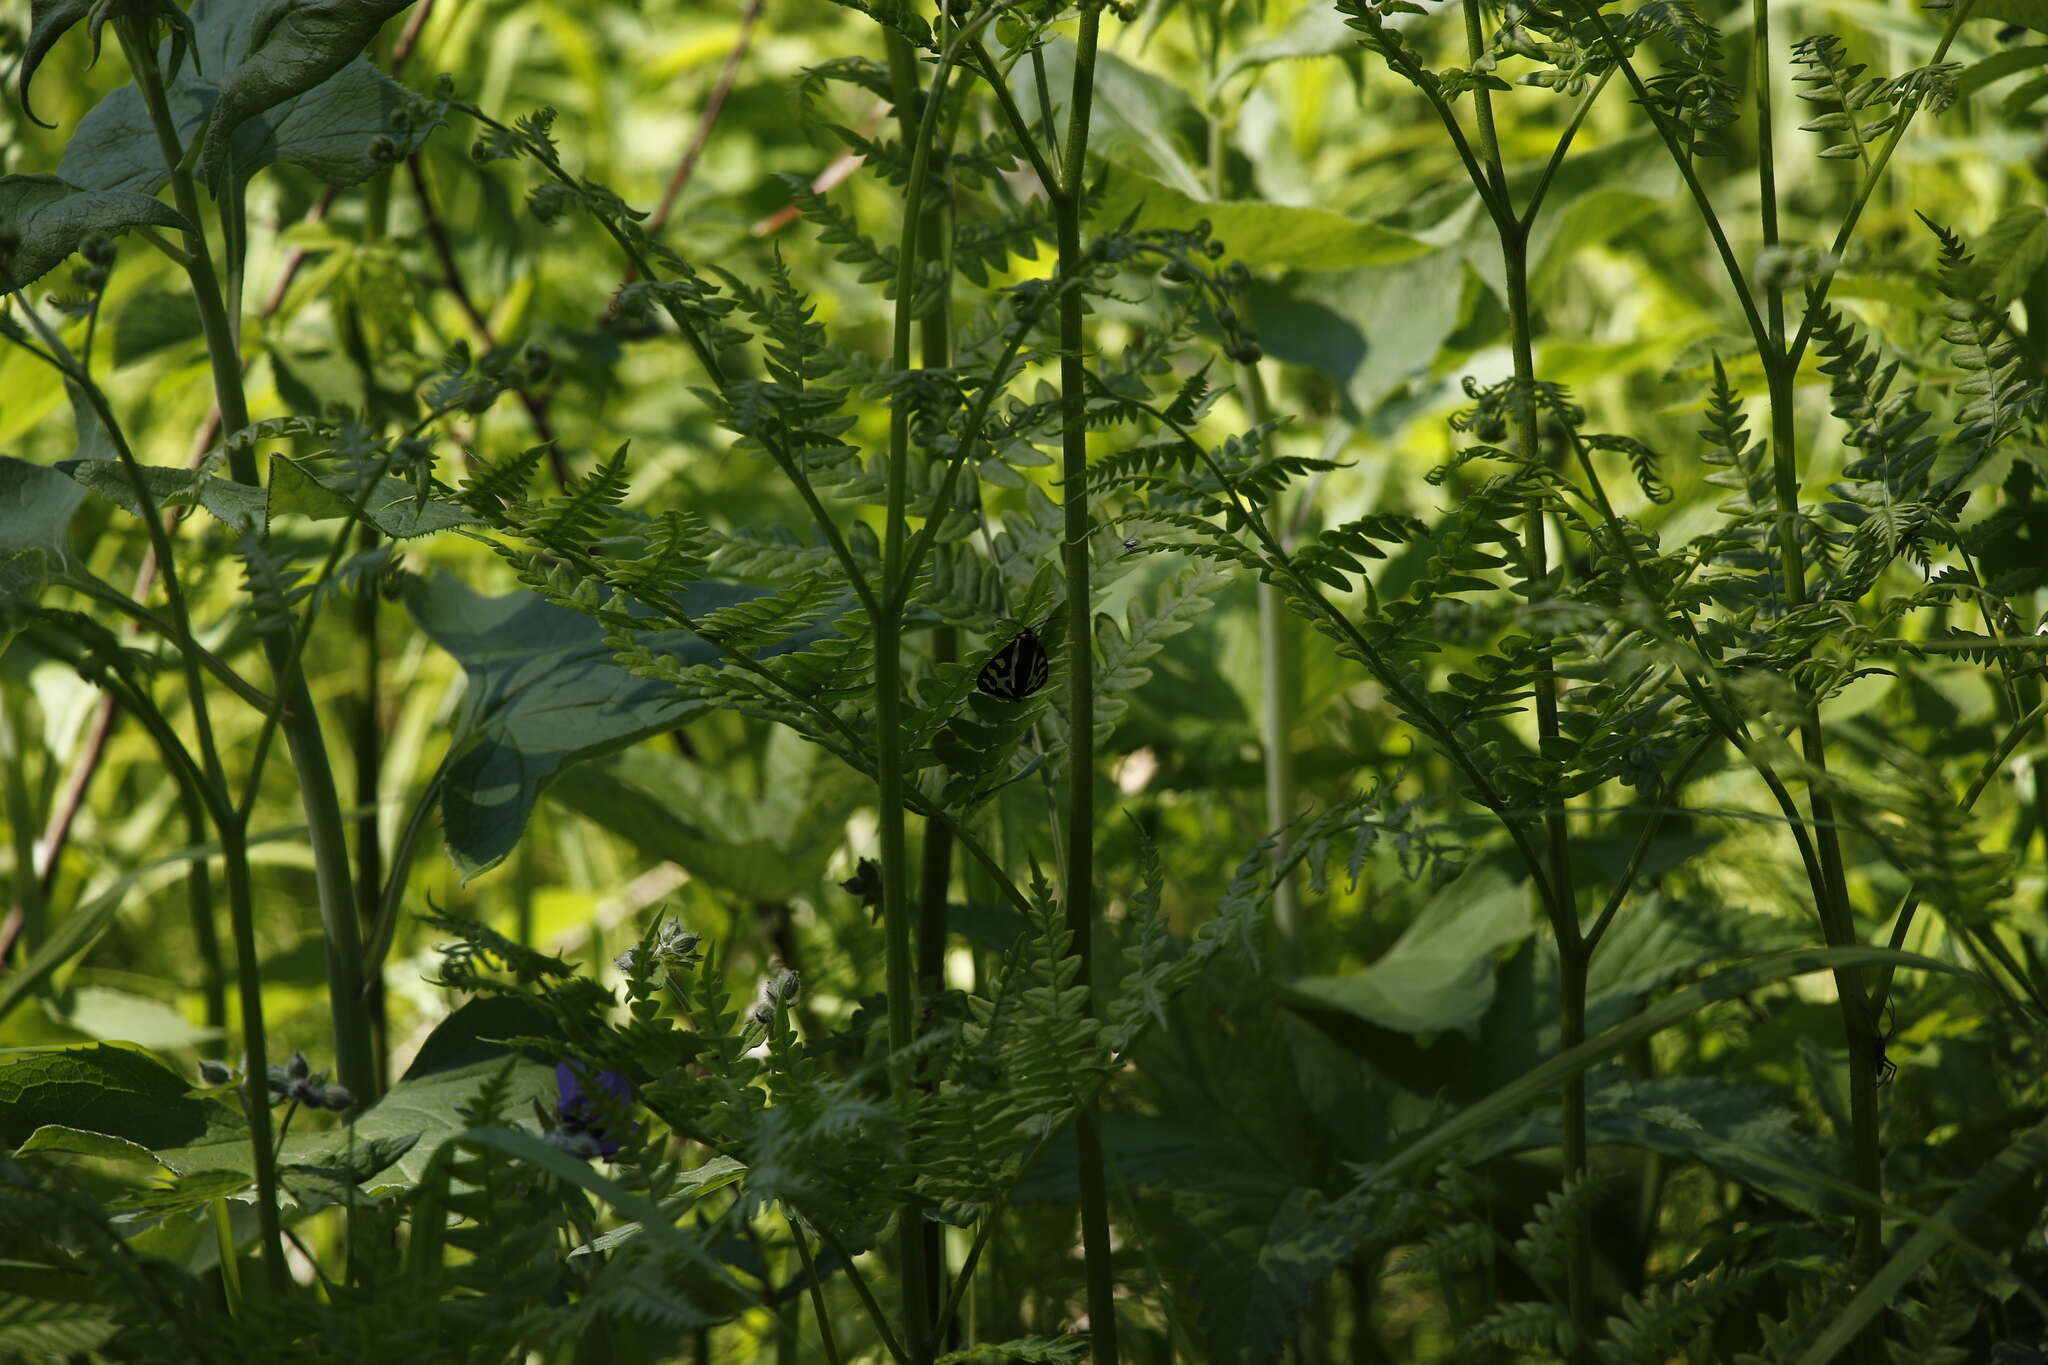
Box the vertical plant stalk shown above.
[118,17,376,1105]
[1749,1,1885,1331]
[877,23,968,1363]
[1459,0,1590,1349]
[352,526,388,1092]
[0,702,47,958]
[1053,9,1119,1363]
[24,295,290,1291]
[1205,53,1302,973]
[885,23,959,1334]
[183,788,227,1032]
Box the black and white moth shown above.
[976,626,1050,702]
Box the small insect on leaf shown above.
[977,626,1050,702]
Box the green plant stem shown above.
[352,527,388,1092]
[1053,9,1118,1363]
[877,24,973,1364]
[221,818,288,1292]
[1745,0,1884,1327]
[0,701,46,958]
[815,1226,910,1365]
[1498,181,1593,1365]
[183,787,227,1033]
[887,21,959,1335]
[1442,3,1595,1331]
[787,1219,845,1365]
[118,17,376,1105]
[1207,57,1302,974]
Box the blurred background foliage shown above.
[5,0,2048,1358]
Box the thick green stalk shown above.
[183,788,226,1032]
[1749,0,1884,1315]
[352,527,388,1093]
[119,18,375,1105]
[886,23,958,1335]
[1206,73,1302,973]
[1500,219,1592,1364]
[1462,0,1592,1333]
[0,701,45,958]
[1054,9,1119,1363]
[219,815,288,1292]
[878,29,955,1365]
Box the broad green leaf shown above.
[1013,1111,1228,1202]
[937,1338,1088,1364]
[268,456,480,539]
[58,0,434,197]
[0,457,89,611]
[0,1043,239,1153]
[1583,893,1801,1015]
[547,743,850,903]
[1246,947,1972,1362]
[155,999,559,1188]
[57,458,266,534]
[1210,5,1364,100]
[0,174,188,293]
[407,573,807,880]
[1379,946,1968,1182]
[110,290,205,368]
[1247,249,1475,416]
[1470,1074,1841,1215]
[14,1124,165,1166]
[1091,166,1432,273]
[1281,861,1532,1038]
[456,1126,747,1285]
[196,0,419,187]
[1957,44,2048,99]
[1521,134,1678,288]
[0,828,245,1027]
[1968,0,2048,33]
[568,1155,750,1256]
[1980,204,2048,306]
[48,985,220,1050]
[1029,40,1209,196]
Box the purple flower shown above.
[553,1061,635,1159]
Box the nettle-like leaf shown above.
[0,174,188,292]
[57,456,266,534]
[57,0,436,197]
[405,573,742,879]
[196,0,419,186]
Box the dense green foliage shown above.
[3,0,2048,1360]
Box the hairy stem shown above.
[1053,9,1119,1363]
[1207,51,1302,973]
[119,17,375,1105]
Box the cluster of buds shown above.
[268,1051,354,1112]
[743,965,801,1046]
[613,917,705,977]
[197,1052,353,1112]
